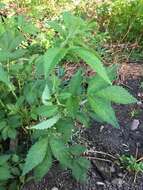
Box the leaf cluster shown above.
[0,12,137,188]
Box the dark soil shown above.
[23,68,143,190]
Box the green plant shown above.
[96,0,143,43]
[120,155,143,174]
[0,12,137,189]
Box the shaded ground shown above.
[23,64,143,190]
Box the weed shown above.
[120,155,143,174]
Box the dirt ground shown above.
[23,63,143,190]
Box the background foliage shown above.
[0,0,142,189]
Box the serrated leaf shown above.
[56,119,74,142]
[95,86,137,104]
[88,64,118,94]
[22,138,48,176]
[31,115,60,130]
[44,48,67,77]
[34,146,52,180]
[69,69,82,96]
[88,96,119,128]
[72,47,111,84]
[49,137,72,168]
[71,157,90,182]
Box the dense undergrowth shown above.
[1,0,143,62]
[0,0,142,189]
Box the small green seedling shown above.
[120,155,143,173]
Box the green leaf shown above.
[76,112,89,128]
[1,128,8,140]
[22,23,38,35]
[47,20,66,36]
[58,92,72,100]
[0,2,5,8]
[31,115,60,130]
[88,96,119,128]
[0,31,13,50]
[24,82,37,104]
[63,12,77,30]
[71,157,90,182]
[72,47,111,84]
[44,48,67,77]
[70,145,86,156]
[11,154,19,163]
[56,119,74,143]
[95,86,137,104]
[0,49,26,62]
[63,12,86,35]
[8,35,25,51]
[66,96,79,118]
[36,105,58,117]
[0,165,12,181]
[42,84,51,105]
[7,128,17,139]
[0,31,24,51]
[0,65,13,88]
[0,155,11,165]
[106,64,118,82]
[22,138,48,176]
[8,49,26,60]
[49,137,72,168]
[0,121,7,131]
[87,64,118,94]
[69,69,82,96]
[0,186,5,190]
[34,146,52,180]
[88,75,108,94]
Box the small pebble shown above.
[131,119,140,130]
[137,101,142,105]
[118,173,123,177]
[51,187,58,190]
[112,178,123,187]
[96,181,105,186]
[110,166,115,173]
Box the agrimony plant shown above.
[0,12,137,189]
[23,12,137,182]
